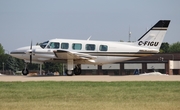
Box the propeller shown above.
[30,40,32,64]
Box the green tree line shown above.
[160,42,180,53]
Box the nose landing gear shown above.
[22,63,29,75]
[22,68,29,75]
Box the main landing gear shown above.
[65,64,81,76]
[74,64,81,75]
[65,60,81,76]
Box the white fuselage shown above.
[10,39,157,65]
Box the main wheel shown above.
[74,67,81,75]
[22,69,29,75]
[65,70,73,76]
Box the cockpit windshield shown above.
[40,41,49,49]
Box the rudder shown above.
[137,20,170,50]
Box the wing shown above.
[53,50,97,62]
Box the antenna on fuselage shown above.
[87,36,91,40]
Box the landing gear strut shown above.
[65,60,74,76]
[22,63,29,75]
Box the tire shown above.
[22,69,29,75]
[65,70,73,76]
[74,67,81,75]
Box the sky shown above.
[0,0,180,52]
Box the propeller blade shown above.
[30,40,32,50]
[30,55,32,64]
[30,40,33,64]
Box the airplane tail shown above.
[136,20,170,50]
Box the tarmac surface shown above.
[0,75,180,82]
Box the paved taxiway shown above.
[0,75,180,82]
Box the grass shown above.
[0,81,180,110]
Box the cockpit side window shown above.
[61,43,69,49]
[47,42,60,49]
[40,41,49,49]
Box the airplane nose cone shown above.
[10,45,41,60]
[10,50,26,59]
[10,46,30,59]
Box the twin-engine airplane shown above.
[10,20,170,76]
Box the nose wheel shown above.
[22,68,29,75]
[22,63,29,75]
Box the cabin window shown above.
[72,43,82,50]
[61,43,69,49]
[99,45,108,51]
[47,42,60,49]
[86,44,95,51]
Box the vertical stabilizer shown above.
[136,20,170,50]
